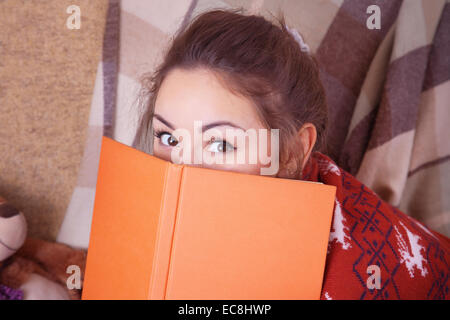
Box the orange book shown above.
[82,136,336,300]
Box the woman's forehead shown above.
[154,68,265,130]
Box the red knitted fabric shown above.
[302,152,450,300]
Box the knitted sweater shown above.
[301,152,449,300]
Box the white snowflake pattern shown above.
[329,199,352,250]
[318,158,341,176]
[405,214,439,242]
[394,221,428,278]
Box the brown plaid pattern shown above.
[58,0,450,248]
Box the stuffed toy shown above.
[0,196,86,300]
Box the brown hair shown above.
[133,9,328,175]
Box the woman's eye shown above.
[158,132,178,147]
[207,140,235,153]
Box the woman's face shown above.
[152,67,278,176]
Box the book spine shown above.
[148,163,183,299]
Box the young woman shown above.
[133,10,449,300]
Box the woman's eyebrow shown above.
[153,114,175,129]
[153,114,245,132]
[201,121,245,132]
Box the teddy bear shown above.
[0,196,86,300]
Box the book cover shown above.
[82,136,336,300]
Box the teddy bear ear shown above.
[0,202,21,218]
[0,198,27,262]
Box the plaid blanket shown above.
[303,152,450,299]
[58,0,450,251]
[316,0,450,238]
